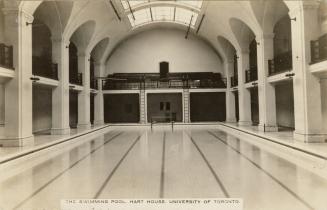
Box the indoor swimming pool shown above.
[0,126,326,210]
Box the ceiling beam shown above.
[185,15,193,39]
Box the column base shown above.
[225,118,237,123]
[0,135,34,147]
[238,121,252,126]
[293,131,327,143]
[51,127,71,135]
[258,124,278,132]
[93,120,104,126]
[77,123,92,131]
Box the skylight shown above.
[121,0,202,28]
[121,0,203,10]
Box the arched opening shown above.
[230,18,259,126]
[90,56,95,125]
[270,15,295,131]
[68,42,79,129]
[32,19,58,80]
[31,6,57,135]
[69,42,81,86]
[268,15,292,76]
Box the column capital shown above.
[51,36,63,44]
[226,58,234,64]
[21,10,34,23]
[240,49,250,54]
[261,33,275,40]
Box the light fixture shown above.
[30,76,40,82]
[285,73,295,78]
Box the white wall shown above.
[106,29,223,75]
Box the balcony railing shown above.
[103,79,227,90]
[268,51,293,76]
[245,67,258,83]
[0,43,14,69]
[32,56,58,80]
[90,79,98,90]
[70,73,83,86]
[311,34,327,64]
[230,76,238,87]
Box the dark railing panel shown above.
[311,34,327,64]
[0,43,14,69]
[230,76,238,87]
[245,67,258,83]
[268,51,293,76]
[32,56,59,80]
[70,73,83,86]
[90,79,98,90]
[102,72,227,90]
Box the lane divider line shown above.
[185,132,230,198]
[0,125,113,165]
[208,130,315,210]
[94,134,142,198]
[159,131,166,198]
[13,131,124,210]
[219,123,327,161]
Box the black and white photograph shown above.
[0,0,327,209]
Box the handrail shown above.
[103,78,227,90]
[0,43,14,69]
[150,116,175,131]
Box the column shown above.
[290,2,325,142]
[225,59,237,123]
[237,51,252,126]
[51,38,70,135]
[257,34,278,131]
[93,63,104,125]
[1,9,34,146]
[77,53,91,130]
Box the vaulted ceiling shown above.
[17,0,309,65]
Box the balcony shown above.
[102,72,227,90]
[311,34,327,64]
[70,73,83,86]
[0,43,14,70]
[245,67,258,83]
[32,56,58,80]
[230,76,238,87]
[268,51,293,76]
